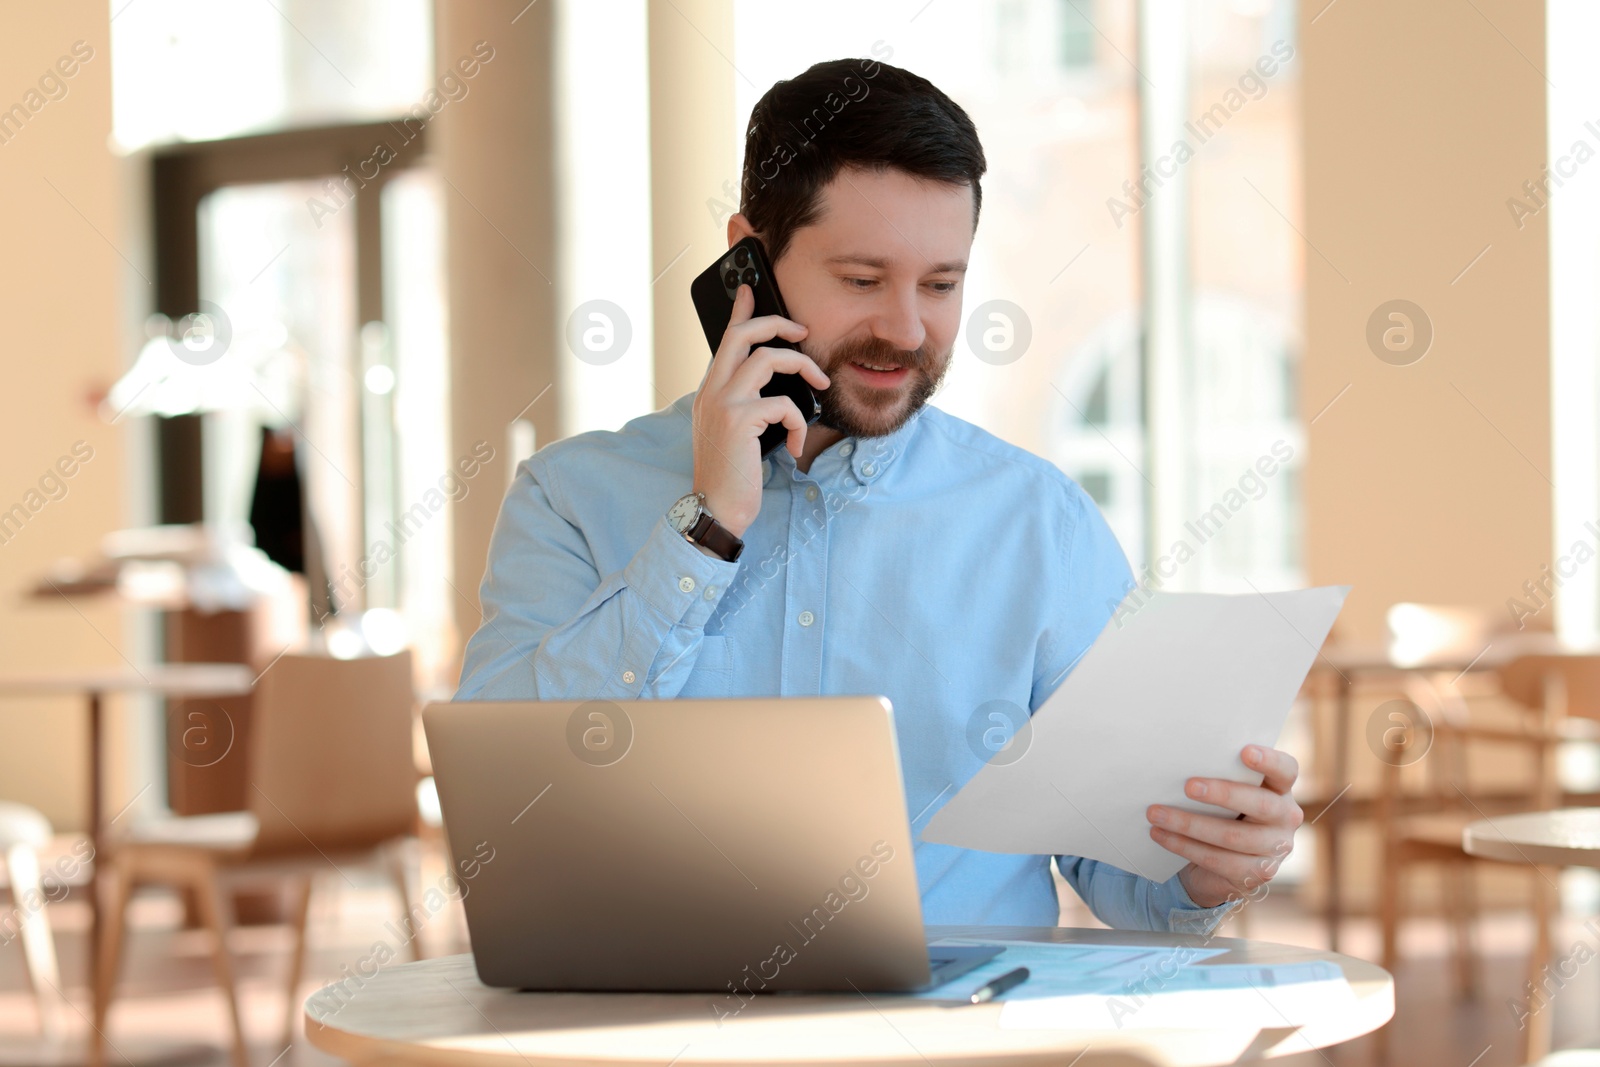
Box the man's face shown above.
[739,166,974,438]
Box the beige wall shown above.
[1299,0,1553,916]
[648,0,737,402]
[1301,0,1551,641]
[436,0,562,660]
[0,0,131,830]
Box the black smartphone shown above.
[690,235,822,459]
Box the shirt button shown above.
[678,576,696,593]
[703,584,718,600]
[840,442,854,457]
[861,462,877,477]
[798,610,815,627]
[805,485,819,502]
[622,670,636,684]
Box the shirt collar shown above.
[761,402,926,487]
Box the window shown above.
[1058,0,1098,68]
[110,0,432,150]
[1547,0,1600,644]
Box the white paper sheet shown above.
[921,587,1349,882]
[911,939,1355,1034]
[998,961,1355,1030]
[913,939,1231,1000]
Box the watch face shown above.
[667,492,702,534]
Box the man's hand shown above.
[691,283,829,538]
[1146,745,1303,909]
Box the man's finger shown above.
[1184,777,1300,823]
[1148,805,1283,855]
[1148,827,1260,886]
[726,313,809,349]
[710,313,810,391]
[728,347,831,399]
[1245,744,1299,794]
[751,396,809,458]
[705,284,757,391]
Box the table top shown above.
[1315,632,1581,675]
[304,925,1393,1066]
[0,662,253,697]
[1463,808,1600,868]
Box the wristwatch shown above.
[667,491,744,562]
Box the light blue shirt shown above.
[457,391,1236,935]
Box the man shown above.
[456,57,1302,933]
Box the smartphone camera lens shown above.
[723,270,739,290]
[733,247,750,268]
[740,267,758,286]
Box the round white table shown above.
[1464,809,1600,1066]
[1463,807,1600,868]
[304,925,1393,1066]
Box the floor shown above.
[1,851,1596,1067]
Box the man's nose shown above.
[872,285,926,354]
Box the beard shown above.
[801,334,951,439]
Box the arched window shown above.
[1050,293,1302,591]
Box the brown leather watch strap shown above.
[688,510,744,562]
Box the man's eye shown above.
[845,277,877,290]
[928,281,958,294]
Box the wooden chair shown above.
[0,802,71,1044]
[1384,602,1512,670]
[1375,601,1521,977]
[1377,653,1600,1064]
[1302,603,1548,950]
[91,651,420,1067]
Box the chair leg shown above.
[281,873,314,1050]
[90,855,135,1067]
[191,863,251,1067]
[1316,818,1339,949]
[1379,852,1402,977]
[1522,865,1557,1064]
[1454,862,1479,999]
[1371,855,1405,1067]
[1443,862,1476,1000]
[386,841,420,962]
[5,843,70,1041]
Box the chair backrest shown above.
[0,802,51,850]
[1498,653,1600,721]
[1385,602,1544,664]
[247,650,417,855]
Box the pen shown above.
[968,966,1030,1004]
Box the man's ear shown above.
[727,212,757,248]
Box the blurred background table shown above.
[1463,808,1600,869]
[0,663,253,998]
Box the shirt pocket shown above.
[677,634,733,698]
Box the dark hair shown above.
[740,57,987,266]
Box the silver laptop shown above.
[422,695,1001,994]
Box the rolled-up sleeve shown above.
[1057,856,1240,935]
[455,457,742,702]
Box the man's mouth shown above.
[846,360,911,385]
